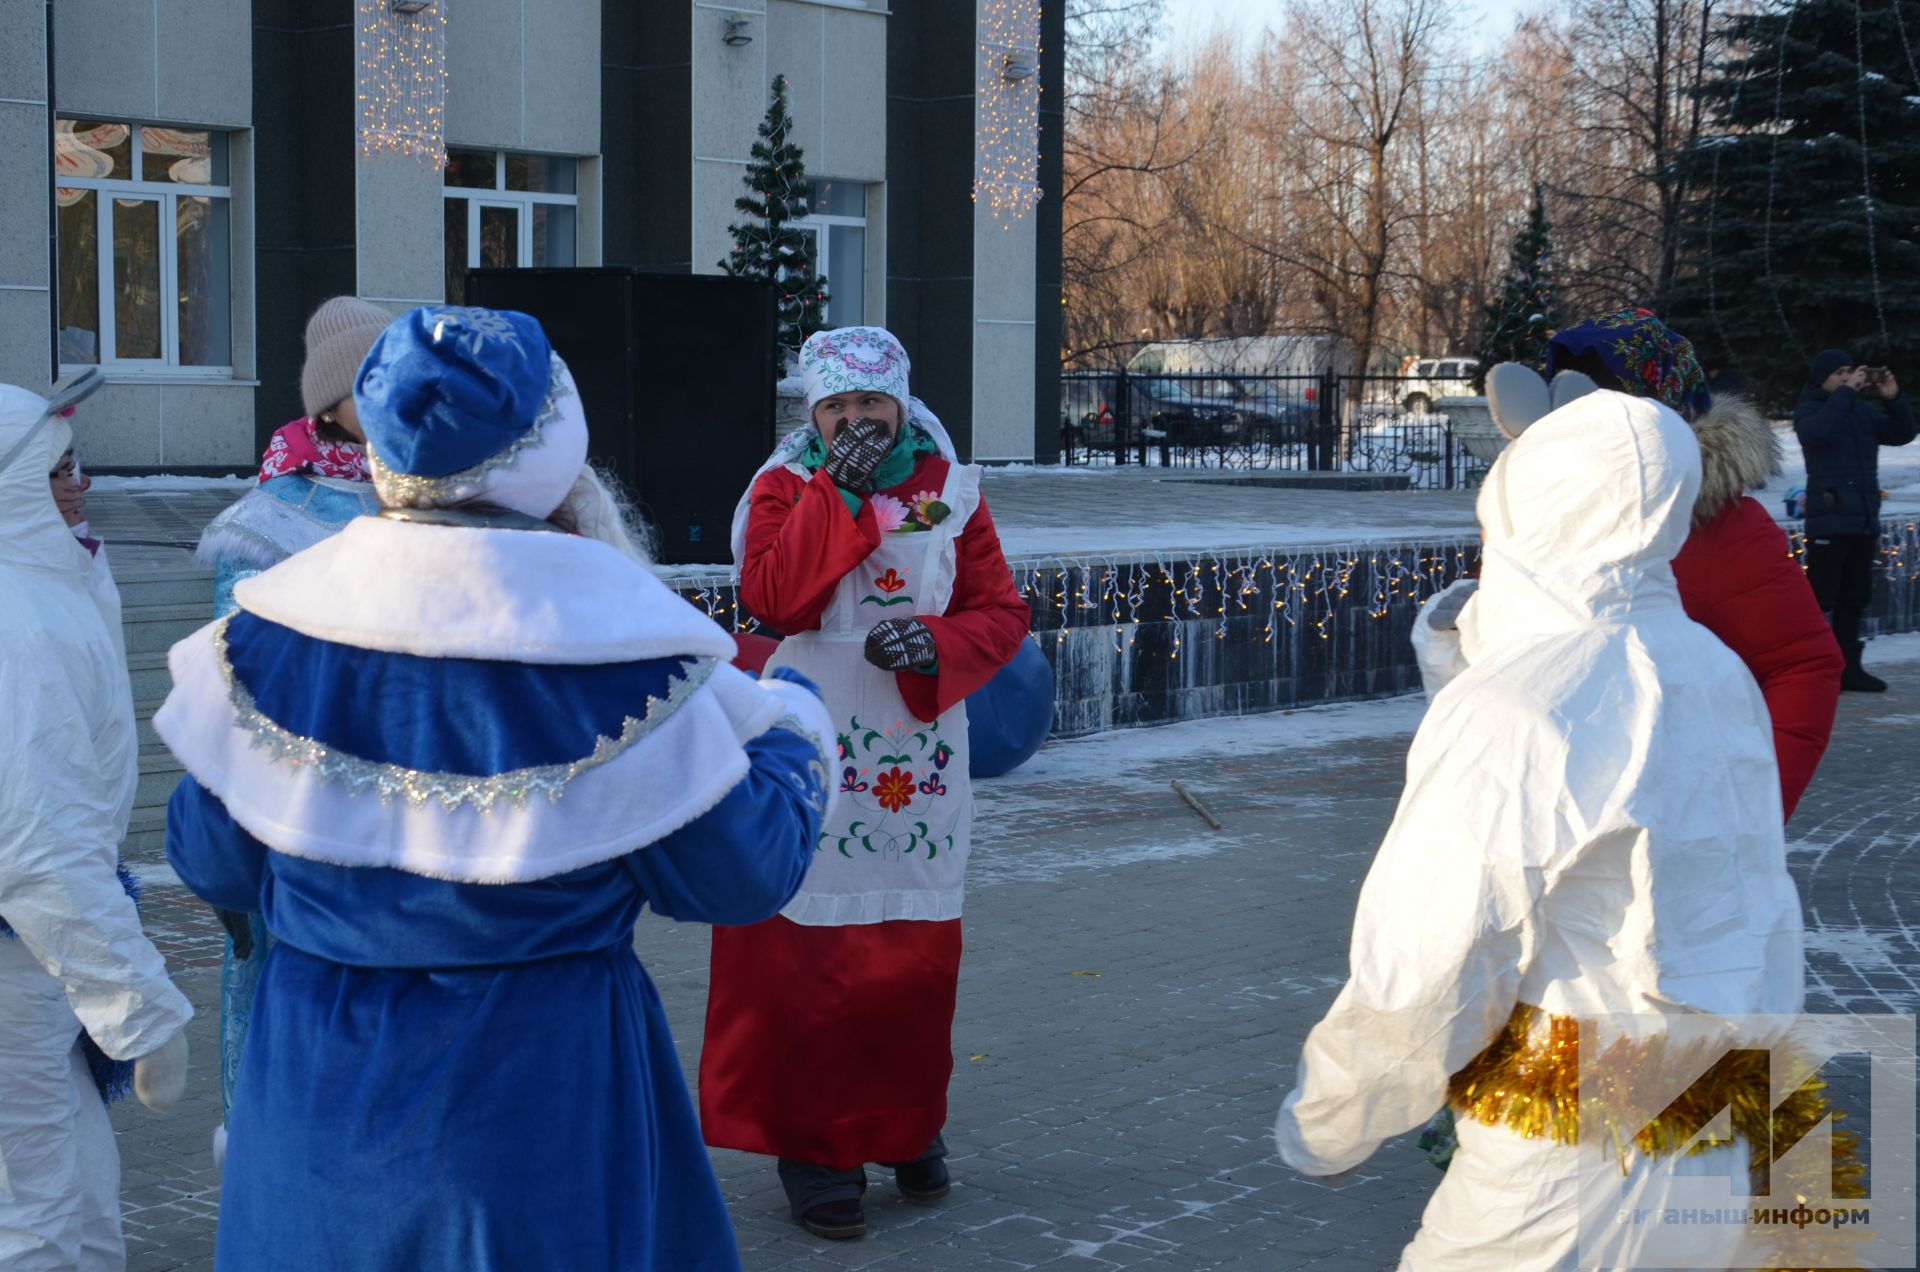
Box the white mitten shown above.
[1411,579,1479,698]
[133,1030,189,1112]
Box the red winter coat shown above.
[739,453,1030,723]
[1672,399,1842,820]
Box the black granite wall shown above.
[252,0,357,448]
[1033,0,1065,462]
[887,3,979,457]
[602,0,691,272]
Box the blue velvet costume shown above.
[159,306,836,1268]
[165,614,826,1270]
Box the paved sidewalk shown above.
[113,645,1920,1270]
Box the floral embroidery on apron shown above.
[765,460,983,926]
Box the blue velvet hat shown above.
[356,306,588,515]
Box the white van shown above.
[1398,357,1477,413]
[1126,335,1353,378]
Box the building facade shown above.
[0,0,1063,469]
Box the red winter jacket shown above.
[1671,400,1842,820]
[740,453,1030,724]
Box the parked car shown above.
[1060,374,1123,453]
[1397,357,1478,413]
[1130,376,1248,444]
[1218,377,1317,444]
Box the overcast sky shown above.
[1157,0,1539,55]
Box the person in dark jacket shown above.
[1793,349,1916,692]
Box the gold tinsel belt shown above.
[1448,1004,1868,1272]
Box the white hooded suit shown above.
[1275,392,1805,1269]
[0,385,193,1269]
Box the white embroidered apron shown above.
[767,462,983,926]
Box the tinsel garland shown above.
[1449,1003,1868,1271]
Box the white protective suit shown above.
[0,385,194,1269]
[1275,392,1805,1270]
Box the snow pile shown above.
[91,474,252,493]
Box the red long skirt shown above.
[699,915,962,1171]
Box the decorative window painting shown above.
[975,0,1043,219]
[357,0,447,168]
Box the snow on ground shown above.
[993,517,1480,559]
[91,474,252,492]
[988,693,1428,790]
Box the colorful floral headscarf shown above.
[1546,308,1712,422]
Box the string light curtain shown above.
[975,0,1044,219]
[357,0,448,168]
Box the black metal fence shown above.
[1058,370,1487,489]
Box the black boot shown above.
[798,1200,867,1240]
[1842,640,1888,693]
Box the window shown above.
[442,149,578,305]
[793,180,867,328]
[55,118,232,371]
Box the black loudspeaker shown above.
[465,268,778,566]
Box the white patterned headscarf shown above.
[730,326,958,570]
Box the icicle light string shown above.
[1760,3,1808,359]
[356,0,447,168]
[1891,0,1920,110]
[976,0,1045,219]
[1851,0,1892,348]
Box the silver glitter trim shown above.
[369,352,573,507]
[211,616,716,811]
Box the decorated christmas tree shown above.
[1474,185,1559,387]
[1665,0,1920,408]
[720,75,831,369]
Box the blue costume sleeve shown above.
[623,726,826,926]
[166,776,268,913]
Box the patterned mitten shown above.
[865,618,938,671]
[822,416,894,491]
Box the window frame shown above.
[441,149,580,300]
[55,120,235,376]
[792,180,868,329]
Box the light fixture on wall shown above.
[389,0,432,13]
[976,0,1044,220]
[723,15,755,46]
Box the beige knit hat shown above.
[300,297,394,418]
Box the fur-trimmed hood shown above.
[1688,394,1779,527]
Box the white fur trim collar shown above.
[233,514,737,664]
[154,635,816,882]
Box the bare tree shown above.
[1505,0,1718,314]
[1252,0,1456,382]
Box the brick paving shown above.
[109,645,1920,1269]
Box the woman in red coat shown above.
[704,328,1029,1241]
[1670,393,1842,819]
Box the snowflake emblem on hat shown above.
[423,307,526,358]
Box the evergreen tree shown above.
[1473,184,1559,389]
[1665,0,1920,409]
[719,75,830,368]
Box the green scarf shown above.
[803,424,938,513]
